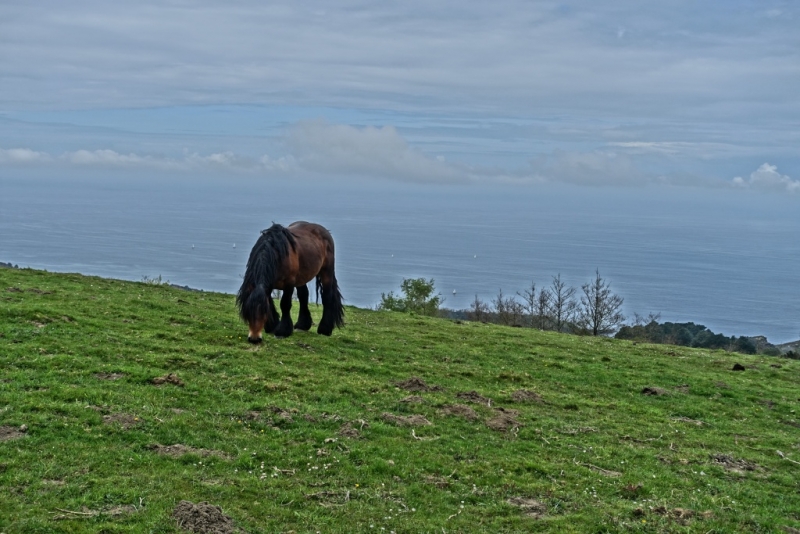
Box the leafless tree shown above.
[534,287,552,330]
[517,281,537,328]
[579,269,625,336]
[492,288,524,326]
[549,274,578,332]
[467,294,490,322]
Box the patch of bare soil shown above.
[147,444,229,460]
[267,405,297,423]
[51,504,138,520]
[423,474,451,488]
[510,389,544,403]
[507,497,547,519]
[381,413,432,427]
[394,377,443,392]
[715,381,730,389]
[634,506,713,524]
[102,413,143,429]
[338,420,368,438]
[5,287,23,293]
[711,453,760,474]
[486,408,521,432]
[172,500,238,534]
[438,404,479,421]
[674,384,690,393]
[95,372,125,381]
[152,373,185,387]
[641,386,669,396]
[732,363,746,371]
[399,395,425,404]
[0,425,28,442]
[456,390,492,406]
[672,416,704,426]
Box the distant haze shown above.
[2,2,798,343]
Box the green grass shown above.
[1,267,799,533]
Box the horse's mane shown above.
[236,223,296,322]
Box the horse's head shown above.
[236,283,271,344]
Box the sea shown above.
[2,173,799,344]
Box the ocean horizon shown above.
[2,174,798,344]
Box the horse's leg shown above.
[294,284,313,331]
[273,288,295,338]
[263,294,280,333]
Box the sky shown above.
[1,0,799,191]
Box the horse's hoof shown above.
[247,336,263,344]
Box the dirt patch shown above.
[95,372,125,381]
[672,416,704,426]
[5,287,23,293]
[172,500,238,534]
[486,408,521,432]
[0,425,27,442]
[147,444,229,460]
[51,504,138,520]
[711,453,760,474]
[715,381,730,389]
[381,413,432,427]
[267,405,297,423]
[456,390,492,406]
[732,363,746,371]
[423,474,451,488]
[510,389,544,403]
[674,384,690,393]
[438,404,479,421]
[507,497,547,519]
[399,395,425,404]
[152,373,185,387]
[394,377,443,392]
[102,413,143,429]
[27,288,53,295]
[641,386,669,396]
[338,420,368,438]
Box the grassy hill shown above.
[1,268,799,533]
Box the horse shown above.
[236,221,344,344]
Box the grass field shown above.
[1,267,799,533]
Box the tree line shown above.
[379,270,626,337]
[378,273,785,357]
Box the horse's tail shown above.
[328,273,345,329]
[316,271,345,334]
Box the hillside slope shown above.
[1,268,799,533]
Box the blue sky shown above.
[1,1,798,191]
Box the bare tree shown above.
[535,287,552,330]
[492,288,523,326]
[579,269,625,336]
[467,294,490,322]
[549,274,578,332]
[517,281,537,328]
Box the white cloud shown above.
[526,149,649,186]
[0,147,51,164]
[732,163,800,193]
[64,149,165,167]
[286,120,466,184]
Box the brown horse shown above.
[236,221,344,343]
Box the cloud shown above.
[732,163,800,193]
[286,120,466,184]
[0,147,51,164]
[526,149,649,186]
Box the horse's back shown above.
[287,221,335,284]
